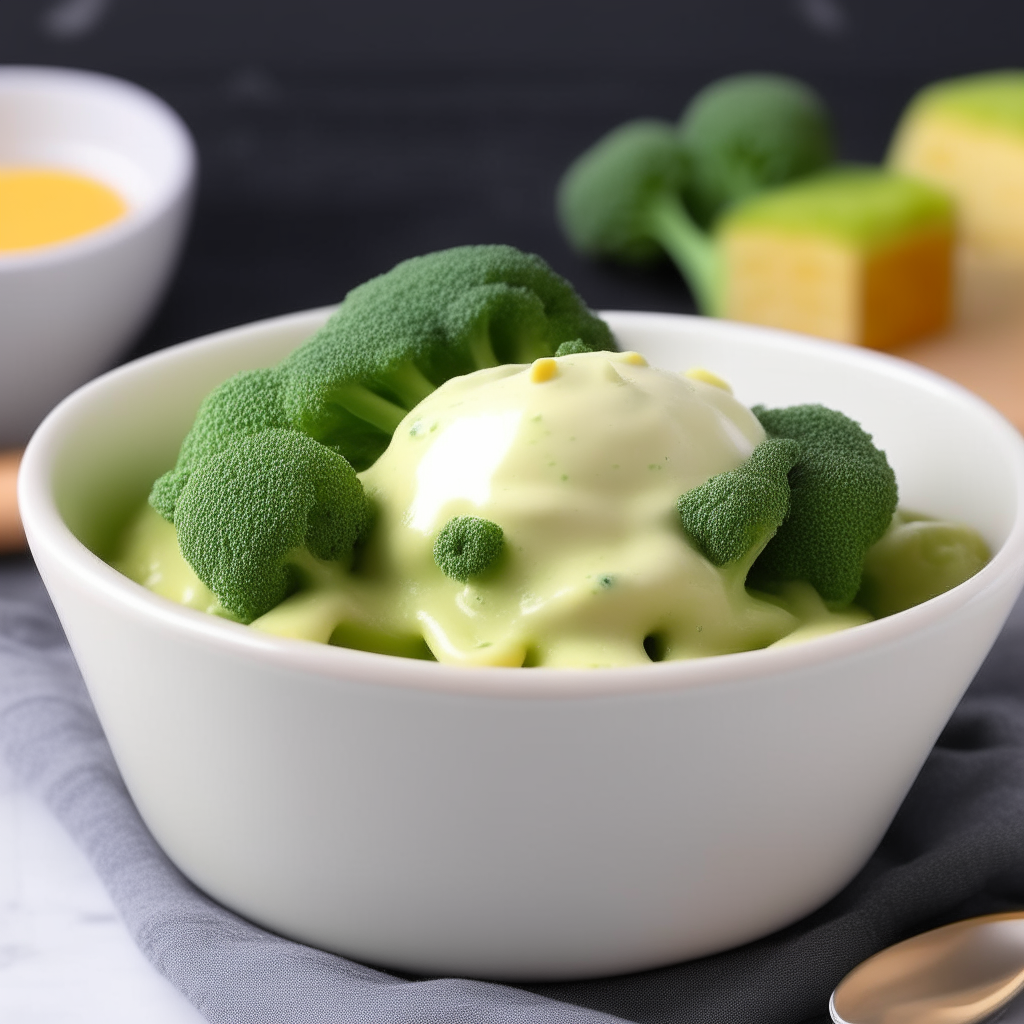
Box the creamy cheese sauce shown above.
[118,351,879,668]
[115,350,995,667]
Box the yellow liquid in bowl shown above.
[0,168,127,253]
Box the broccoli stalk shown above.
[644,189,723,316]
[150,245,612,620]
[556,75,833,314]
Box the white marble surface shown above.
[0,755,205,1024]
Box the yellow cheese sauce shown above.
[336,351,797,667]
[0,168,127,253]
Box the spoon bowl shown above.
[831,912,1024,1024]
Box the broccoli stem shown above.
[328,366,436,436]
[466,321,500,370]
[286,546,351,588]
[329,382,409,434]
[712,524,784,596]
[644,191,724,315]
[512,327,556,364]
[379,363,437,408]
[736,525,781,581]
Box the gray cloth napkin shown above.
[3,553,1024,1024]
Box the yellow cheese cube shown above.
[718,168,954,350]
[889,71,1024,263]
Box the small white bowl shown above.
[18,310,1024,981]
[0,66,196,447]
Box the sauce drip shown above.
[0,168,127,253]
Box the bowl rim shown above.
[19,308,1024,699]
[0,64,197,271]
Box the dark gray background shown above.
[2,0,1020,359]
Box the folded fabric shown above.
[2,553,1024,1024]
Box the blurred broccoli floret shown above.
[677,438,801,566]
[557,76,834,313]
[856,510,990,618]
[557,120,688,267]
[556,120,722,314]
[434,516,504,583]
[749,404,897,605]
[174,429,372,623]
[678,73,834,229]
[282,245,616,469]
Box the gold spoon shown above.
[830,912,1024,1024]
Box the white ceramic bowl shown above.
[19,310,1024,981]
[0,66,196,447]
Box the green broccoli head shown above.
[173,429,373,622]
[677,438,801,566]
[679,73,834,229]
[556,119,722,314]
[749,404,897,605]
[557,119,690,266]
[150,369,290,521]
[433,516,504,583]
[281,245,616,470]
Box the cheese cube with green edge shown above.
[718,167,954,350]
[889,71,1024,263]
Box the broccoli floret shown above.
[173,429,372,622]
[677,438,801,566]
[150,369,290,519]
[749,404,897,605]
[434,516,504,583]
[556,120,723,314]
[281,245,616,469]
[555,339,597,356]
[678,73,834,229]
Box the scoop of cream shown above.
[256,350,818,666]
